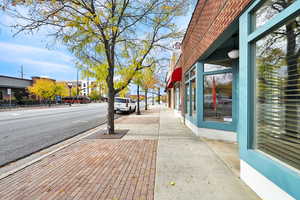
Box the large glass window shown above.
[204,73,233,122]
[185,67,197,117]
[185,83,190,114]
[191,79,196,117]
[254,16,300,170]
[253,0,295,30]
[190,68,196,77]
[174,85,180,110]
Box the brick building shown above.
[167,0,300,199]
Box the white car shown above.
[114,97,136,113]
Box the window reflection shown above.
[190,67,196,77]
[253,0,295,30]
[204,73,232,122]
[204,63,230,72]
[255,16,300,170]
[191,79,196,117]
[185,83,190,114]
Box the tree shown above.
[89,90,101,101]
[118,86,129,98]
[140,67,158,110]
[14,89,28,104]
[55,82,69,97]
[3,0,186,134]
[28,79,67,102]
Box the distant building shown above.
[0,75,56,101]
[81,80,97,96]
[66,80,100,96]
[0,75,32,100]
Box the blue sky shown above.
[0,1,195,83]
[0,13,78,81]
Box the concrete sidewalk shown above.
[0,106,260,200]
[154,108,259,200]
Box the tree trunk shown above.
[107,73,115,134]
[145,89,148,110]
[284,21,299,137]
[136,84,141,115]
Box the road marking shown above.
[72,120,89,124]
[11,113,20,116]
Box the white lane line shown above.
[72,120,89,124]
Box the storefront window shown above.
[204,73,233,122]
[190,67,196,77]
[253,0,295,30]
[204,63,230,72]
[174,85,180,110]
[185,83,190,114]
[185,73,189,82]
[191,79,196,117]
[254,16,300,170]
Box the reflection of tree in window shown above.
[254,0,295,29]
[255,2,300,169]
[191,79,196,117]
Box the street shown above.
[0,103,109,167]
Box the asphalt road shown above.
[0,103,110,167]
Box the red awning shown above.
[167,67,182,88]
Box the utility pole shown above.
[157,87,161,104]
[136,85,141,115]
[19,65,24,79]
[87,76,90,96]
[152,89,155,105]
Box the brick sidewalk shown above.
[0,139,157,200]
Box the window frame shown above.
[197,61,237,131]
[184,66,197,123]
[239,0,300,198]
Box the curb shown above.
[0,124,105,181]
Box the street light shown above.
[67,82,73,106]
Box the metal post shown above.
[152,90,154,105]
[8,88,12,108]
[136,85,141,115]
[67,82,72,106]
[87,77,89,96]
[158,87,160,104]
[76,69,79,97]
[9,92,12,108]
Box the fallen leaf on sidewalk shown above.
[169,181,176,186]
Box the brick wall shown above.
[179,0,252,73]
[178,0,252,116]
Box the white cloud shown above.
[0,42,75,76]
[20,59,72,72]
[0,42,73,63]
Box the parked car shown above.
[114,97,136,113]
